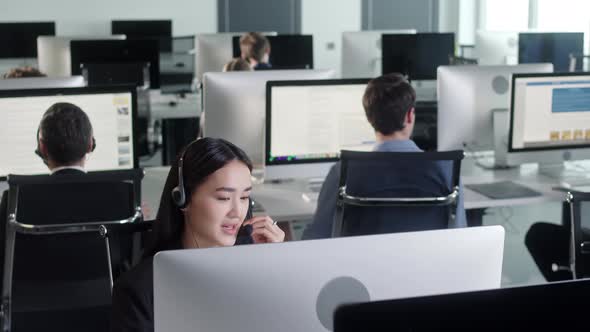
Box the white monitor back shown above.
[195,32,277,84]
[37,35,126,77]
[202,69,335,168]
[0,76,85,90]
[475,31,519,65]
[437,63,553,152]
[154,226,505,332]
[341,30,416,79]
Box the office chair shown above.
[332,150,464,237]
[564,191,590,279]
[0,169,146,332]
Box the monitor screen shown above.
[518,32,584,72]
[509,73,590,152]
[0,22,55,58]
[232,35,314,69]
[70,39,160,89]
[382,33,455,80]
[111,20,172,52]
[266,79,375,167]
[0,86,137,178]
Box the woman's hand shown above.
[242,216,285,243]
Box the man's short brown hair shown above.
[239,32,270,63]
[3,66,46,78]
[362,73,416,135]
[223,58,252,72]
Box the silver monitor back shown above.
[195,32,277,84]
[154,226,505,332]
[341,30,416,79]
[475,31,519,65]
[202,69,335,168]
[37,35,126,77]
[0,76,85,90]
[437,63,553,152]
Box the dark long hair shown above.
[145,138,253,256]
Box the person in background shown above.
[3,66,46,78]
[239,32,271,70]
[302,73,467,239]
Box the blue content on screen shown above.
[552,87,590,113]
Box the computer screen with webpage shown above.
[266,79,375,166]
[0,87,136,178]
[510,73,590,151]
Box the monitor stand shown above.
[412,80,437,102]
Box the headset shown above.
[171,140,253,219]
[34,126,96,163]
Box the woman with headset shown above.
[111,137,285,332]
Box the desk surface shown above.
[141,159,589,222]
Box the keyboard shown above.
[466,181,542,199]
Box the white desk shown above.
[141,159,587,222]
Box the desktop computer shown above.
[335,278,590,331]
[69,39,161,89]
[195,32,277,85]
[0,22,55,59]
[381,32,455,80]
[0,76,86,90]
[154,226,504,332]
[111,19,172,53]
[37,35,127,77]
[518,32,584,72]
[437,64,554,155]
[265,79,374,181]
[202,69,335,171]
[475,30,519,65]
[507,72,590,180]
[341,30,416,79]
[232,35,314,70]
[0,86,137,178]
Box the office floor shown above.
[481,202,561,287]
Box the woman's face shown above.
[182,160,252,248]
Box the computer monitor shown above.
[265,79,375,181]
[0,86,137,178]
[0,76,86,90]
[231,35,314,70]
[111,19,172,52]
[154,226,504,332]
[518,32,584,72]
[195,32,277,84]
[437,64,554,152]
[202,69,335,169]
[0,22,55,58]
[475,30,519,65]
[70,39,160,89]
[341,30,416,79]
[37,35,127,77]
[382,33,455,80]
[334,278,590,331]
[507,72,590,172]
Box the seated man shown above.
[0,102,95,222]
[239,32,271,70]
[302,73,467,240]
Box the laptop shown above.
[334,278,590,331]
[154,226,505,332]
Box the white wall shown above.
[0,0,217,36]
[301,0,361,77]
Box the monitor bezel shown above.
[508,71,590,153]
[265,78,372,167]
[0,85,139,180]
